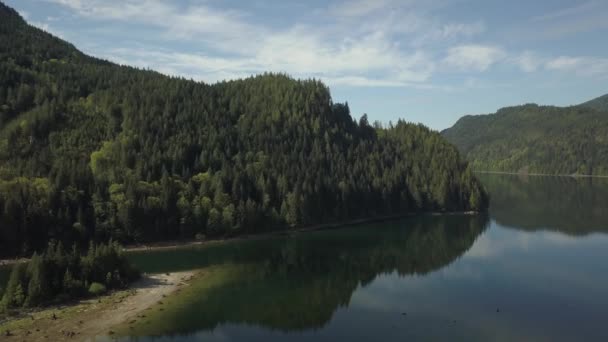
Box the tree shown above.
[25,252,48,306]
[1,263,26,309]
[0,2,488,259]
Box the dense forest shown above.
[442,98,608,175]
[0,2,487,258]
[478,174,608,235]
[580,94,608,113]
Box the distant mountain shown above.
[580,94,608,112]
[442,97,608,176]
[0,1,487,258]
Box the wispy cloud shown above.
[46,0,444,86]
[524,0,608,40]
[545,56,608,77]
[443,45,505,72]
[513,51,544,72]
[17,9,29,19]
[531,1,603,22]
[43,0,608,87]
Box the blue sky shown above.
[7,0,608,130]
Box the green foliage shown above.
[0,241,139,311]
[0,263,26,309]
[88,282,106,296]
[442,102,608,175]
[580,93,608,112]
[0,2,487,258]
[478,174,608,235]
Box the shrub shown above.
[88,282,107,296]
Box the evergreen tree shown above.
[0,2,488,258]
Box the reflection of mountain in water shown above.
[479,174,608,235]
[125,215,488,336]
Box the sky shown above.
[6,0,608,130]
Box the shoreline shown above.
[0,211,480,266]
[0,211,481,339]
[121,211,479,254]
[474,170,608,178]
[0,271,196,341]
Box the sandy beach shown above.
[0,271,196,341]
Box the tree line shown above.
[0,240,139,313]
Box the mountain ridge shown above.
[442,95,608,175]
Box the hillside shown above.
[580,94,608,112]
[0,2,487,258]
[442,100,608,176]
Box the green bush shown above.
[88,282,107,296]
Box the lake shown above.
[4,174,608,341]
[104,174,608,341]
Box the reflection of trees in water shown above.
[479,174,608,235]
[127,215,488,336]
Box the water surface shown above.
[3,174,608,341]
[110,174,608,341]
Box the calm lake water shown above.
[3,174,608,341]
[109,174,608,341]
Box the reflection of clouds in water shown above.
[349,272,538,342]
[351,223,608,317]
[466,221,608,260]
[351,264,482,313]
[350,273,447,317]
[437,262,482,280]
[465,222,532,258]
[351,284,399,312]
[462,224,608,300]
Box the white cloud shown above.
[545,56,608,76]
[545,56,583,70]
[443,45,505,72]
[47,0,440,86]
[47,0,255,50]
[103,34,434,87]
[43,0,608,87]
[513,51,544,72]
[31,21,50,31]
[17,9,29,20]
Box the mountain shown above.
[0,2,486,258]
[442,98,608,176]
[580,94,608,112]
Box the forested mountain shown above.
[580,94,608,112]
[478,174,608,235]
[0,2,486,258]
[442,98,608,175]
